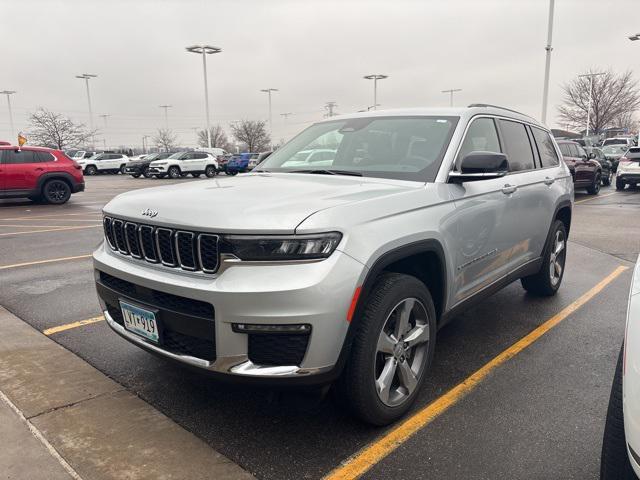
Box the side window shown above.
[498,120,535,172]
[457,117,501,166]
[36,151,55,163]
[195,153,208,159]
[567,144,579,157]
[2,150,39,164]
[576,145,587,158]
[558,143,570,157]
[531,128,560,167]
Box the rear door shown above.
[1,149,46,191]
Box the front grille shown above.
[103,216,219,274]
[248,333,310,366]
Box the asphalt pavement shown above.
[1,175,638,479]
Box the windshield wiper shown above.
[290,169,363,177]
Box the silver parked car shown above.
[94,105,574,425]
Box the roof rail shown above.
[467,103,536,121]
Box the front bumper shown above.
[148,166,167,173]
[617,172,640,183]
[124,166,143,174]
[93,243,365,382]
[72,182,85,193]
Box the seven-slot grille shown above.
[103,216,219,273]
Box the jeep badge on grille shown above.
[141,208,158,218]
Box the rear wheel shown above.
[587,172,601,195]
[42,179,71,204]
[142,167,152,178]
[85,165,97,175]
[339,272,436,425]
[521,220,567,296]
[119,164,126,174]
[601,345,637,479]
[205,165,217,178]
[168,166,181,179]
[616,178,626,191]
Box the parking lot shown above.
[1,174,639,479]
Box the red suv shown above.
[556,140,602,195]
[0,146,85,204]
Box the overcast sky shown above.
[1,0,638,148]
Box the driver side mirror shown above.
[449,151,509,183]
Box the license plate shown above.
[120,300,159,343]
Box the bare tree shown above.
[197,125,233,150]
[153,128,177,152]
[230,120,271,152]
[28,108,95,149]
[558,69,640,133]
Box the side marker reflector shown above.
[347,286,362,323]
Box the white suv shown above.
[94,105,573,424]
[148,151,219,179]
[79,153,130,175]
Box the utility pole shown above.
[441,89,462,107]
[76,74,97,147]
[186,45,222,148]
[578,72,604,136]
[159,105,172,129]
[0,90,16,140]
[541,0,555,124]
[142,135,151,154]
[324,102,338,117]
[99,114,109,149]
[260,88,278,141]
[364,74,388,110]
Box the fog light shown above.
[232,323,311,334]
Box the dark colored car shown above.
[586,147,613,186]
[124,152,172,178]
[602,144,628,172]
[557,140,601,194]
[216,153,233,172]
[0,145,85,204]
[225,152,258,175]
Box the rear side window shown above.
[457,117,501,166]
[558,143,571,157]
[498,120,535,172]
[531,128,559,167]
[194,153,208,159]
[36,151,55,163]
[1,150,39,164]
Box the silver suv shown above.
[94,105,573,425]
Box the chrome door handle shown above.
[544,176,555,186]
[501,184,518,195]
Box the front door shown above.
[1,149,46,191]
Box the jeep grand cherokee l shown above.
[94,105,573,425]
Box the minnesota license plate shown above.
[120,300,159,343]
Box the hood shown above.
[103,172,420,233]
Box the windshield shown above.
[602,145,626,155]
[259,116,458,181]
[143,153,159,161]
[167,152,187,160]
[604,139,628,145]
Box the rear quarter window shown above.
[531,128,559,167]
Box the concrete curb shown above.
[0,306,254,480]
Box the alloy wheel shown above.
[549,230,566,286]
[375,298,430,407]
[45,181,70,203]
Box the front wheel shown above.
[42,179,71,204]
[168,166,181,179]
[601,346,637,479]
[205,165,217,178]
[587,172,601,195]
[339,272,436,425]
[119,164,126,174]
[521,219,567,296]
[131,173,141,178]
[142,167,152,178]
[85,165,97,175]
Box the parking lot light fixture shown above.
[186,45,222,148]
[363,74,388,111]
[159,105,172,129]
[260,88,278,142]
[541,0,555,124]
[441,88,462,107]
[578,72,605,136]
[0,90,16,140]
[75,74,97,146]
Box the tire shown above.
[131,173,141,178]
[601,345,637,479]
[228,170,238,176]
[191,173,202,178]
[168,166,181,179]
[205,165,217,178]
[42,179,71,204]
[521,219,567,296]
[85,165,97,175]
[617,178,626,191]
[119,164,126,174]
[587,172,602,195]
[339,272,437,425]
[142,167,152,179]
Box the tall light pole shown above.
[159,105,172,129]
[142,135,151,154]
[0,90,16,140]
[76,74,97,146]
[441,88,462,107]
[186,45,222,148]
[364,75,388,111]
[578,72,604,136]
[324,101,338,117]
[541,0,555,124]
[628,34,640,141]
[99,114,109,149]
[260,88,278,141]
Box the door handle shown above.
[35,167,44,171]
[501,184,518,195]
[544,176,555,186]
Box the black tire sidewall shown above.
[85,165,97,175]
[43,180,71,204]
[142,167,152,178]
[205,166,216,177]
[168,166,180,178]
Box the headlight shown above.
[221,232,342,261]
[152,162,167,166]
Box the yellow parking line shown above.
[0,224,84,228]
[0,214,102,221]
[0,254,92,270]
[575,191,618,205]
[0,225,101,237]
[324,265,628,480]
[43,316,104,336]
